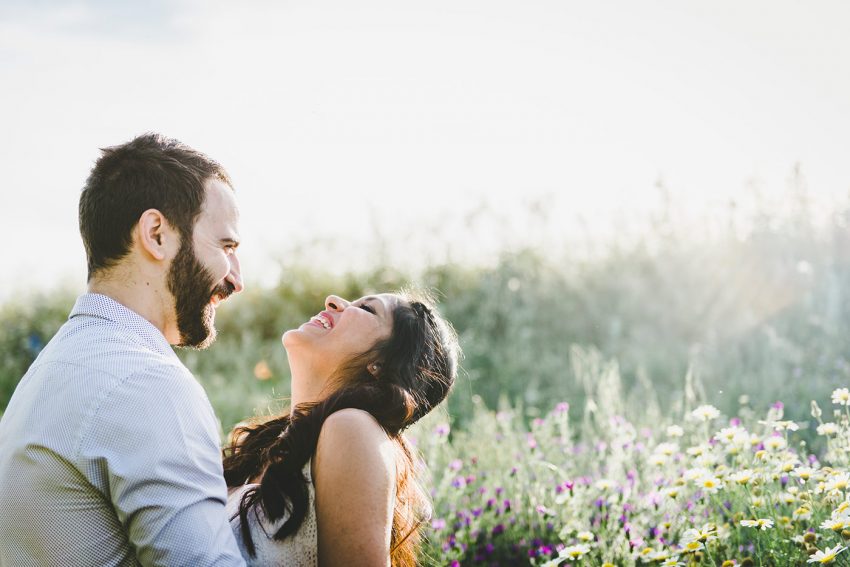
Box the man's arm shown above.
[79,364,246,567]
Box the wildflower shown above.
[434,423,450,437]
[779,491,798,505]
[697,476,724,493]
[793,506,813,521]
[649,454,667,467]
[681,540,704,553]
[740,518,774,530]
[649,548,672,560]
[663,486,682,499]
[667,425,684,438]
[832,388,850,406]
[655,442,679,456]
[576,531,594,542]
[821,519,846,532]
[774,420,800,431]
[807,544,846,564]
[594,479,615,491]
[833,501,850,518]
[817,423,839,436]
[691,405,720,421]
[559,544,591,560]
[826,472,850,492]
[730,470,755,485]
[681,524,718,544]
[716,426,748,444]
[763,436,787,451]
[794,466,817,482]
[660,559,684,567]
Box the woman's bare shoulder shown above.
[316,408,394,466]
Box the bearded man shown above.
[0,134,248,566]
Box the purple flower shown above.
[431,518,446,530]
[554,402,570,414]
[492,524,505,536]
[449,459,463,472]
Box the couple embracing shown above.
[0,134,458,567]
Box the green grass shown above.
[6,190,850,562]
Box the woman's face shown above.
[283,293,400,392]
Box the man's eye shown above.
[359,304,376,314]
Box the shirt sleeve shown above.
[78,362,247,567]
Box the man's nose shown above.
[325,295,349,311]
[225,253,244,294]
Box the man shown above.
[0,134,248,566]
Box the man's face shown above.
[167,178,243,349]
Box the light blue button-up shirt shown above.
[0,293,246,567]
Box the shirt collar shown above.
[69,293,178,358]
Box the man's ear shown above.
[136,209,178,261]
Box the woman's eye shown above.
[358,304,376,314]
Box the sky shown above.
[2,0,850,298]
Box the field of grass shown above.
[4,189,850,564]
[413,349,850,565]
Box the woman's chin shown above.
[281,327,307,348]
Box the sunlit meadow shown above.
[5,186,850,565]
[412,348,850,565]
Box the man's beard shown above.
[167,240,233,349]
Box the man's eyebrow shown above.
[220,237,240,248]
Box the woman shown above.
[223,291,458,566]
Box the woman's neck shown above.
[288,361,335,415]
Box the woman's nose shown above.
[325,295,349,311]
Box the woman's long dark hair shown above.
[222,292,458,566]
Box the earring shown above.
[368,363,381,376]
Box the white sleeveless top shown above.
[225,460,318,567]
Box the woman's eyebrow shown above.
[360,296,385,316]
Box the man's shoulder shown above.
[43,314,189,380]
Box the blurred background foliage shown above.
[4,182,850,434]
